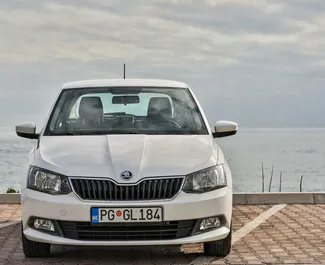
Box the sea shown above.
[1,127,324,193]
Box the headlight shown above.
[27,166,71,195]
[182,165,227,193]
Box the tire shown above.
[21,222,51,258]
[203,226,232,257]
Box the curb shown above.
[1,192,325,204]
[0,194,21,204]
[233,192,325,204]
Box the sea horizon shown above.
[1,126,324,193]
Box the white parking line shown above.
[0,219,20,230]
[188,204,287,265]
[232,204,287,244]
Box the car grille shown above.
[58,220,197,241]
[70,177,184,201]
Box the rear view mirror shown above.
[112,95,140,105]
[213,120,238,138]
[15,122,39,139]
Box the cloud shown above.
[0,1,311,64]
[0,0,325,128]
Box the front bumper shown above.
[21,187,232,246]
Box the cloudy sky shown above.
[1,0,325,130]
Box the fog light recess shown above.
[33,218,55,232]
[200,217,221,230]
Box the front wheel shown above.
[203,226,232,257]
[21,222,51,258]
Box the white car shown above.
[16,79,238,258]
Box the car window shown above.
[46,87,208,135]
[69,93,172,118]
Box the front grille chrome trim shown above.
[69,176,185,202]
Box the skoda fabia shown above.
[16,79,238,258]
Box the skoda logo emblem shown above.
[121,171,133,180]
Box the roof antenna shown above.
[123,63,126,79]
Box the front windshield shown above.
[44,87,208,135]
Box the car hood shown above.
[36,135,220,183]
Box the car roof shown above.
[62,79,188,89]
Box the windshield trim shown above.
[46,130,207,136]
[43,86,209,137]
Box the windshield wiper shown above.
[104,131,139,134]
[50,131,139,136]
[65,132,77,135]
[46,131,77,136]
[181,130,200,135]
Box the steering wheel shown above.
[167,120,182,129]
[152,119,182,130]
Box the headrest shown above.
[79,96,104,120]
[147,97,172,119]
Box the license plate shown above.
[91,207,163,223]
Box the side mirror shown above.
[15,123,39,139]
[212,120,238,138]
